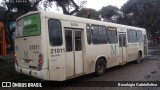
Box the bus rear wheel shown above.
[136,53,142,64]
[95,58,106,76]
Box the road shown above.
[1,48,160,90]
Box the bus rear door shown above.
[118,32,127,65]
[65,28,83,78]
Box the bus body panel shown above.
[15,36,41,69]
[15,13,49,80]
[45,18,66,81]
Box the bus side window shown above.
[132,30,137,42]
[107,28,118,44]
[48,19,62,46]
[127,29,130,42]
[91,25,107,44]
[86,24,91,44]
[137,30,142,43]
[91,25,99,44]
[128,29,137,43]
[140,31,142,43]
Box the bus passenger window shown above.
[86,24,91,44]
[107,30,118,44]
[48,19,62,46]
[91,25,107,44]
[138,31,142,43]
[128,29,138,43]
[132,30,137,42]
[65,30,72,52]
[127,29,131,42]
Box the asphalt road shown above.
[1,48,160,90]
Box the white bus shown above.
[14,10,148,81]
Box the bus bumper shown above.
[15,64,49,80]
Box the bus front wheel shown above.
[95,58,106,76]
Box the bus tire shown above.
[136,52,142,64]
[95,58,106,76]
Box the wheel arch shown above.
[138,50,142,57]
[95,55,107,68]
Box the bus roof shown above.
[17,10,145,31]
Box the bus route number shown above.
[51,48,64,54]
[71,23,78,27]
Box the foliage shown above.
[3,0,40,13]
[2,0,87,15]
[43,0,87,15]
[99,5,121,22]
[76,8,100,20]
[120,0,160,36]
[0,6,5,21]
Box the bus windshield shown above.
[15,14,41,37]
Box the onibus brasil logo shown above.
[2,82,42,87]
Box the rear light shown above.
[38,54,43,71]
[14,52,18,66]
[14,53,17,60]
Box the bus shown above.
[14,10,148,81]
[0,21,6,57]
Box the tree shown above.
[76,8,100,20]
[99,5,121,22]
[3,0,86,15]
[44,0,85,15]
[0,6,5,21]
[120,0,160,45]
[3,0,40,13]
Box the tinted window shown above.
[91,25,107,44]
[86,24,91,44]
[119,35,122,47]
[75,31,82,51]
[132,30,137,42]
[127,29,131,42]
[137,30,142,43]
[92,25,99,34]
[65,30,72,52]
[123,35,126,47]
[107,27,118,44]
[48,19,62,46]
[127,29,138,43]
[99,26,106,35]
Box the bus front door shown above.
[118,33,127,65]
[65,28,83,78]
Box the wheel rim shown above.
[97,63,104,72]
